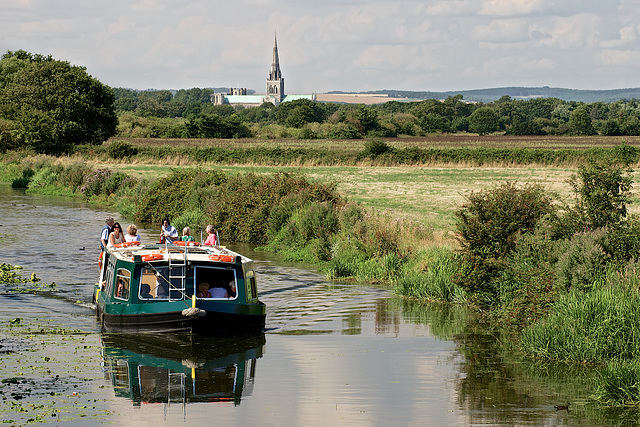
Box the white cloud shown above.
[471,19,529,43]
[530,13,601,49]
[2,0,640,92]
[478,0,549,16]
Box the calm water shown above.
[0,183,628,426]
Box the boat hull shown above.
[98,303,266,334]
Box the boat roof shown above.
[105,242,252,265]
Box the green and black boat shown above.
[94,241,266,334]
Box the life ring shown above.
[141,253,163,262]
[209,254,234,262]
[114,241,140,248]
[98,252,103,270]
[174,241,200,247]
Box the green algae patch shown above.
[0,319,111,425]
[0,263,58,295]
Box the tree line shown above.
[4,50,640,154]
[113,89,640,140]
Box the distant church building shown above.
[211,34,315,107]
[265,34,285,104]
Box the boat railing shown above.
[164,241,187,301]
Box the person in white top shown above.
[160,218,178,243]
[125,224,141,243]
[108,223,125,247]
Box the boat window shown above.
[115,268,131,300]
[104,263,115,297]
[142,267,171,300]
[194,266,238,300]
[248,276,257,300]
[139,268,158,299]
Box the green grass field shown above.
[86,135,640,235]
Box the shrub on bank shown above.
[595,360,640,406]
[520,276,640,363]
[395,246,465,302]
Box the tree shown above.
[0,50,117,154]
[469,107,499,135]
[568,106,596,135]
[569,144,635,229]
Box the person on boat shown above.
[181,227,195,242]
[160,218,178,243]
[203,225,218,246]
[210,281,229,298]
[116,279,129,299]
[197,282,212,298]
[100,216,115,249]
[107,223,125,247]
[140,283,153,299]
[228,281,237,298]
[125,224,141,243]
[155,273,168,298]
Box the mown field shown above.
[110,134,640,151]
[94,135,640,235]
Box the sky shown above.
[2,0,640,94]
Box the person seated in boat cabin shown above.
[140,283,152,299]
[197,282,212,298]
[125,224,141,243]
[154,273,168,298]
[228,281,236,299]
[210,281,229,298]
[100,216,115,249]
[159,218,178,243]
[203,225,218,246]
[116,279,129,299]
[181,227,195,242]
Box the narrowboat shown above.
[94,241,266,334]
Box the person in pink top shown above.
[203,224,218,246]
[196,282,212,298]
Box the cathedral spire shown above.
[266,32,284,103]
[269,33,281,80]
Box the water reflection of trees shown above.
[376,297,635,426]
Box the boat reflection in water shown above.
[100,333,265,408]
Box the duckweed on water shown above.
[0,319,110,424]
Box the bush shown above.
[79,168,130,199]
[136,169,226,224]
[107,140,139,159]
[555,229,609,292]
[362,139,392,157]
[454,182,554,300]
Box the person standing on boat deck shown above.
[100,216,115,249]
[203,224,218,246]
[108,223,125,247]
[125,224,141,243]
[181,227,195,242]
[160,218,178,243]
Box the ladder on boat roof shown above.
[166,241,188,301]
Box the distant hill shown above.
[328,87,640,103]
